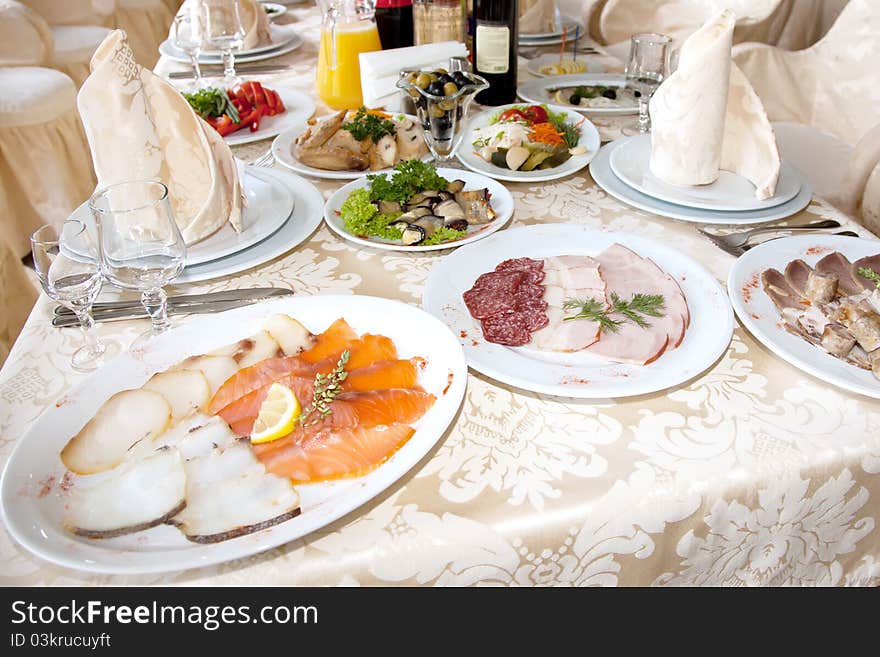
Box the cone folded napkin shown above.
[78,30,242,245]
[177,0,271,51]
[649,9,780,199]
[519,0,559,36]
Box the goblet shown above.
[621,33,671,136]
[201,0,246,87]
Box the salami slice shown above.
[481,314,531,346]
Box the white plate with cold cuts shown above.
[591,138,813,225]
[0,294,467,574]
[423,224,733,398]
[609,133,802,212]
[223,88,315,146]
[65,166,293,268]
[728,234,880,399]
[456,104,600,183]
[324,168,514,252]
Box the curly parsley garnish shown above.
[366,159,450,204]
[563,293,666,331]
[342,107,396,142]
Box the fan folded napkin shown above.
[648,9,781,199]
[360,41,469,111]
[519,0,559,36]
[177,0,271,51]
[78,30,243,245]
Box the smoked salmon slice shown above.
[219,359,423,436]
[207,356,317,415]
[298,318,359,363]
[256,423,416,483]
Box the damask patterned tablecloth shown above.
[2,5,880,587]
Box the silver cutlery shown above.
[250,150,275,167]
[698,219,842,253]
[730,230,859,257]
[168,65,294,80]
[53,287,293,322]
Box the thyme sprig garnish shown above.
[299,349,350,427]
[857,266,880,290]
[563,293,666,331]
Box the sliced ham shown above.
[783,259,812,297]
[816,252,862,296]
[585,319,670,365]
[531,306,602,352]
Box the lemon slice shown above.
[250,383,301,444]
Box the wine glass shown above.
[89,181,186,350]
[31,222,110,372]
[200,0,246,87]
[171,9,205,91]
[621,33,671,136]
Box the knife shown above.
[168,65,294,80]
[54,287,293,317]
[53,295,294,327]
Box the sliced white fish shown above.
[170,355,239,396]
[209,330,281,367]
[262,314,315,356]
[174,441,301,544]
[65,449,186,538]
[139,413,238,461]
[142,369,211,422]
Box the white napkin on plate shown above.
[78,30,243,245]
[520,0,559,36]
[649,9,781,199]
[177,0,272,51]
[360,41,469,111]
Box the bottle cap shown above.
[376,0,413,7]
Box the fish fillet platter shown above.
[0,295,467,573]
[423,224,733,398]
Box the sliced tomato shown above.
[522,105,549,124]
[498,108,527,123]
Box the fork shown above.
[731,230,860,256]
[698,219,841,252]
[249,150,275,167]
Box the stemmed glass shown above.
[200,0,247,87]
[621,33,671,136]
[31,222,109,372]
[171,9,205,91]
[89,181,186,350]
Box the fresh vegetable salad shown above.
[183,81,286,137]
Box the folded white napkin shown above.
[520,0,559,36]
[649,9,781,199]
[78,30,242,245]
[360,41,469,111]
[177,0,271,51]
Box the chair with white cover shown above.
[0,236,38,368]
[733,0,880,232]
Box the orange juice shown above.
[316,22,382,109]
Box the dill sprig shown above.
[857,266,880,289]
[563,293,666,331]
[299,349,350,427]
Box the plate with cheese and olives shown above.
[518,74,640,116]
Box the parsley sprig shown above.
[857,266,880,290]
[299,350,350,427]
[342,107,396,142]
[563,293,666,331]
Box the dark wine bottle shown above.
[472,0,517,105]
[376,0,414,50]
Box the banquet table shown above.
[2,4,880,587]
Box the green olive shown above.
[429,105,445,118]
[438,99,456,111]
[428,73,439,82]
[434,68,448,75]
[443,82,458,96]
[415,73,431,89]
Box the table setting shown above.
[1,0,879,588]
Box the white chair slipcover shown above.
[0,237,38,368]
[0,0,53,66]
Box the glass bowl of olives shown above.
[396,68,488,162]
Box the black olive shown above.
[456,105,463,120]
[438,74,455,86]
[602,89,617,100]
[435,115,452,132]
[569,93,581,105]
[421,118,431,131]
[633,90,642,98]
[416,95,428,110]
[427,81,446,96]
[452,71,470,87]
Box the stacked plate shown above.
[590,134,813,225]
[64,166,323,284]
[519,18,584,46]
[159,24,303,65]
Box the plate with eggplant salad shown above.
[518,74,641,116]
[273,106,430,180]
[456,103,600,182]
[182,82,315,146]
[323,160,514,252]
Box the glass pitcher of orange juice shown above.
[316,0,382,109]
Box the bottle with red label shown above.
[376,0,414,50]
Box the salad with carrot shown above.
[183,81,285,137]
[470,104,586,172]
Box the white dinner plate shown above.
[422,224,733,398]
[519,18,583,40]
[175,166,322,283]
[455,104,600,183]
[728,234,880,399]
[525,53,605,77]
[159,30,303,65]
[0,295,467,574]
[163,23,299,59]
[223,88,315,146]
[609,134,802,212]
[518,74,640,115]
[272,113,430,180]
[324,168,514,252]
[65,167,294,267]
[590,139,813,225]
